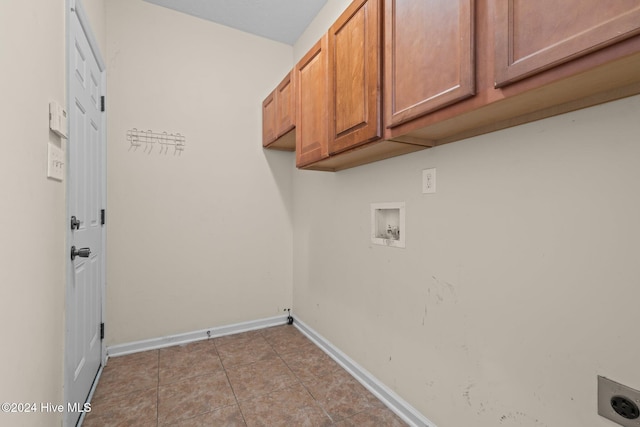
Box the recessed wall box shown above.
[49,101,68,138]
[371,202,406,248]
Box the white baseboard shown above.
[292,316,436,427]
[106,315,287,358]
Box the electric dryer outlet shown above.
[598,376,640,427]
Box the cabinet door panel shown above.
[276,71,295,137]
[385,0,475,128]
[262,90,277,146]
[296,35,329,168]
[495,0,640,86]
[329,0,382,155]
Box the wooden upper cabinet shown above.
[384,0,475,129]
[295,35,330,168]
[266,0,640,171]
[328,0,382,155]
[495,0,640,87]
[262,90,277,147]
[276,71,295,138]
[262,71,296,150]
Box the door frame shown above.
[64,0,107,425]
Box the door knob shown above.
[70,246,91,260]
[70,216,80,230]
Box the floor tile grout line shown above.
[277,327,394,425]
[222,326,314,422]
[154,341,224,387]
[216,333,279,371]
[265,329,308,393]
[159,340,241,426]
[267,331,337,424]
[297,369,338,423]
[214,336,249,426]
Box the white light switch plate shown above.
[422,168,436,194]
[47,143,64,181]
[49,101,68,138]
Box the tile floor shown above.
[83,324,407,426]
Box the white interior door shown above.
[65,2,105,425]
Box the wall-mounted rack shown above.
[127,128,185,155]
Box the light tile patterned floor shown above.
[83,325,407,426]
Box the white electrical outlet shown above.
[422,168,436,194]
[47,143,64,181]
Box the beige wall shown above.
[292,3,640,426]
[105,0,295,345]
[0,0,102,425]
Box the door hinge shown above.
[100,96,105,112]
[101,209,105,225]
[100,323,105,340]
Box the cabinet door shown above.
[276,71,295,137]
[296,35,329,168]
[385,0,475,128]
[495,0,640,87]
[329,0,382,155]
[262,90,277,147]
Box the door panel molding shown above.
[70,0,105,72]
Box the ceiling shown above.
[143,0,328,45]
